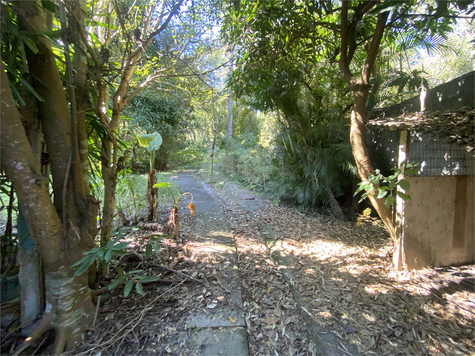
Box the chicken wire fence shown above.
[410,131,474,176]
[367,127,474,177]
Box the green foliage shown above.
[116,174,149,223]
[73,227,164,297]
[355,162,420,209]
[153,173,182,207]
[128,96,192,170]
[219,0,473,217]
[176,144,207,167]
[114,270,162,298]
[136,132,163,152]
[152,180,192,209]
[213,133,273,189]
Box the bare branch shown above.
[123,68,172,105]
[143,1,157,36]
[151,0,167,32]
[145,0,185,47]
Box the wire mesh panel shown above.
[410,132,474,176]
[366,126,399,173]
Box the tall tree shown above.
[1,1,98,352]
[82,0,187,244]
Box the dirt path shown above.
[73,171,474,356]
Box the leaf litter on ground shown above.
[53,176,475,356]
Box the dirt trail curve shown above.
[173,171,357,356]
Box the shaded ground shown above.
[2,170,474,355]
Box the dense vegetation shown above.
[1,0,474,353]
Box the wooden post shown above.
[393,129,410,270]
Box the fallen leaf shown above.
[344,325,357,334]
[229,316,238,323]
[262,316,280,325]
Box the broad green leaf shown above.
[112,242,130,250]
[153,243,161,254]
[135,282,144,295]
[136,132,162,151]
[88,32,102,45]
[113,228,128,242]
[396,191,412,201]
[108,276,126,291]
[22,36,39,55]
[384,195,395,208]
[145,244,153,259]
[355,181,372,195]
[73,254,96,277]
[124,280,134,297]
[139,275,162,283]
[153,182,173,188]
[377,188,388,199]
[136,133,158,147]
[398,179,411,192]
[5,66,43,102]
[148,132,163,151]
[358,195,368,203]
[104,248,113,263]
[404,168,419,175]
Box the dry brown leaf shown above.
[262,316,280,325]
[188,201,196,216]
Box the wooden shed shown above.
[368,71,474,270]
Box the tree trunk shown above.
[147,169,158,222]
[72,0,91,192]
[227,88,233,138]
[350,93,396,240]
[17,210,42,335]
[326,187,346,221]
[339,6,399,265]
[1,66,95,353]
[101,139,117,245]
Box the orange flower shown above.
[188,201,196,216]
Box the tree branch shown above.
[143,0,185,49]
[361,11,389,86]
[122,68,171,105]
[339,1,354,88]
[347,1,376,65]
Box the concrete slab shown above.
[169,172,250,356]
[176,327,249,356]
[186,311,246,328]
[186,288,246,328]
